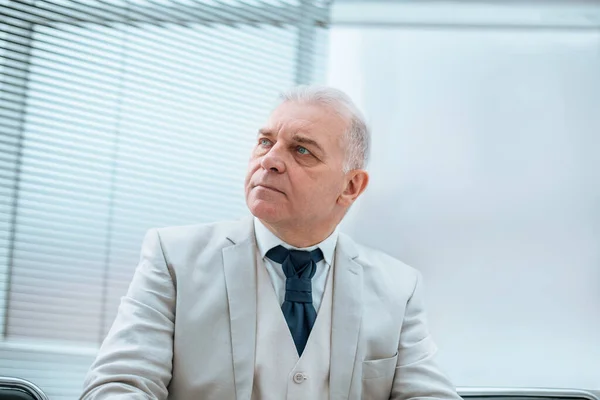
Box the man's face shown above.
[245,101,349,230]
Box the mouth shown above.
[255,184,284,194]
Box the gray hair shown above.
[278,85,370,172]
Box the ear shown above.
[337,169,369,207]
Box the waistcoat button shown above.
[293,372,306,384]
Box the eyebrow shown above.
[258,128,274,137]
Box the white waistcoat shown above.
[251,253,333,400]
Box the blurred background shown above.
[0,0,599,399]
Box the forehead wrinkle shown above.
[263,117,316,138]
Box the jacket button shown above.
[293,372,306,384]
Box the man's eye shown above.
[297,146,310,155]
[259,138,271,147]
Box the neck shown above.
[259,218,337,248]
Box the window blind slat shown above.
[6,192,244,230]
[2,5,303,53]
[5,0,304,26]
[20,127,250,177]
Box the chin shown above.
[246,198,283,223]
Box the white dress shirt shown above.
[253,217,338,313]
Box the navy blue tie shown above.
[266,245,324,356]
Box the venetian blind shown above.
[0,0,331,398]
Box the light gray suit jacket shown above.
[81,217,461,400]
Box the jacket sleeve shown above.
[391,271,462,400]
[80,228,176,400]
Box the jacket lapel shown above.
[329,233,364,400]
[222,216,257,400]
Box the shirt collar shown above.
[253,217,338,266]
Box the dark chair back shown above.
[458,387,600,400]
[0,377,49,400]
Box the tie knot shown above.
[266,245,324,266]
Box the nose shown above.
[260,144,286,173]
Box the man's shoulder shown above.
[155,218,243,235]
[152,217,251,249]
[342,233,420,288]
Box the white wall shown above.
[328,7,600,391]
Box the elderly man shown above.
[81,86,460,400]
